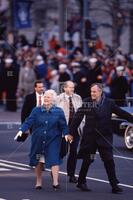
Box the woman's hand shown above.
[14,131,23,140]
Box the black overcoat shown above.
[21,92,36,123]
[70,97,133,158]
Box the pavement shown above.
[0,105,21,130]
[0,129,133,200]
[0,104,21,122]
[0,105,133,200]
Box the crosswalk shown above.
[0,159,30,172]
[0,198,30,200]
[0,160,31,200]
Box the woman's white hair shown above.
[44,89,57,104]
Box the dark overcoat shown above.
[70,97,133,158]
[21,92,36,123]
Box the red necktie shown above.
[68,96,75,125]
[39,95,42,106]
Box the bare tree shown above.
[76,0,127,49]
[102,0,125,49]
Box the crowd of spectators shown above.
[0,31,133,111]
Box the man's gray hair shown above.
[63,80,75,88]
[90,83,103,91]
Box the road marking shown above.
[1,160,133,189]
[85,176,133,189]
[0,160,31,172]
[0,198,6,200]
[0,131,20,133]
[0,162,29,171]
[46,169,133,189]
[113,154,133,161]
[0,168,11,171]
[0,122,20,125]
[96,152,133,161]
[0,159,30,167]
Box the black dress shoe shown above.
[76,183,91,192]
[69,176,78,183]
[53,184,60,191]
[35,186,42,190]
[112,185,123,194]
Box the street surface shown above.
[0,110,133,200]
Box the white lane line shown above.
[113,154,133,161]
[46,169,133,189]
[0,131,19,133]
[0,163,29,170]
[1,160,133,189]
[85,176,133,189]
[96,152,133,161]
[0,159,30,168]
[0,168,11,171]
[0,198,6,200]
[0,122,20,125]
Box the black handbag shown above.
[15,131,29,142]
[60,137,69,158]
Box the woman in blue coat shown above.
[15,90,72,190]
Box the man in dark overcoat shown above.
[21,80,45,123]
[70,83,133,193]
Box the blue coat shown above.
[19,105,68,168]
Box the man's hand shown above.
[65,135,73,143]
[14,131,22,140]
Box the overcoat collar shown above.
[41,105,55,113]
